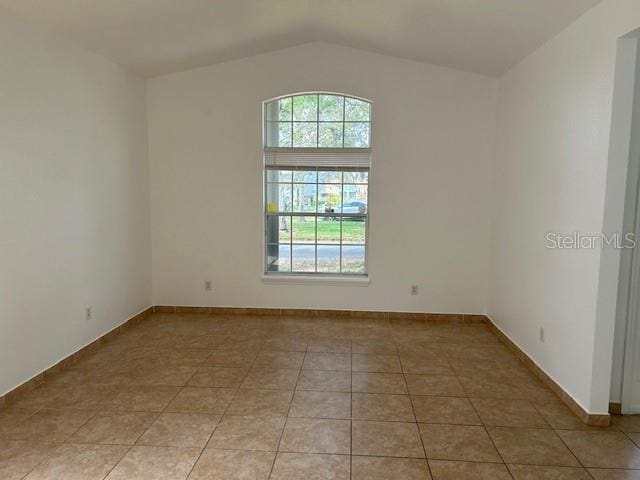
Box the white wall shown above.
[0,10,151,396]
[489,0,640,414]
[148,42,496,314]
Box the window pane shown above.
[292,184,317,213]
[265,97,292,121]
[318,171,342,183]
[318,184,342,214]
[292,216,316,243]
[265,121,276,146]
[342,217,366,244]
[266,183,291,212]
[266,169,292,183]
[318,122,343,148]
[317,245,340,273]
[317,217,341,243]
[264,95,372,276]
[292,170,317,183]
[266,244,291,272]
[293,94,318,121]
[342,184,368,209]
[345,97,370,121]
[278,122,292,147]
[293,122,317,147]
[265,100,277,121]
[278,97,292,121]
[319,95,344,121]
[343,171,368,184]
[265,121,292,147]
[341,245,366,273]
[344,122,370,147]
[292,245,316,272]
[266,215,291,244]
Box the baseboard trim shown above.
[153,305,488,323]
[485,317,610,427]
[0,306,153,411]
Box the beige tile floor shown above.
[1,312,640,479]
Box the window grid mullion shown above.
[314,216,318,273]
[290,168,294,271]
[264,165,268,270]
[266,212,366,218]
[342,96,346,148]
[289,93,293,149]
[339,175,344,273]
[315,166,319,272]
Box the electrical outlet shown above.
[411,285,418,295]
[204,280,212,291]
[539,327,545,343]
[85,307,92,321]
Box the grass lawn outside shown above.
[278,218,365,243]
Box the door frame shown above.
[616,36,640,414]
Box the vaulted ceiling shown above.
[0,0,601,77]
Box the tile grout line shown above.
[56,401,130,480]
[16,408,103,480]
[465,399,515,478]
[447,337,596,476]
[266,344,307,479]
[400,352,435,479]
[38,387,127,457]
[350,341,353,480]
[181,343,254,480]
[450,353,516,479]
[101,334,251,480]
[529,401,594,478]
[103,349,211,480]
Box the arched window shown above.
[263,93,371,276]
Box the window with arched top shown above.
[263,93,371,277]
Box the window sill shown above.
[261,274,370,286]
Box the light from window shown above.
[264,93,371,276]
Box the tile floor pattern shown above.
[2,313,640,479]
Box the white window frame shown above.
[262,92,372,280]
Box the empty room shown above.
[3,0,640,479]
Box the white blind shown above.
[264,149,371,168]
